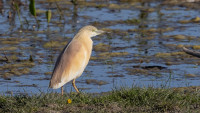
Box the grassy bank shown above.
[0,87,200,112]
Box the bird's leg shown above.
[61,86,64,96]
[72,79,80,93]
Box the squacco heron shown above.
[49,25,104,95]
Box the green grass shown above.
[0,87,200,112]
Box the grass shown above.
[0,87,200,112]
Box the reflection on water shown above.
[0,0,200,95]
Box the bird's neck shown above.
[74,32,92,42]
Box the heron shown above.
[49,25,104,95]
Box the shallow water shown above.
[0,0,200,95]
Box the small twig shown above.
[182,47,200,58]
[55,0,65,19]
[3,51,9,61]
[34,16,40,29]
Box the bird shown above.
[49,25,104,95]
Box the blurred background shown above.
[0,0,200,95]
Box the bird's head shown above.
[80,25,104,37]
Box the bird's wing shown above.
[49,39,84,88]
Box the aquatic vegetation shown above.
[0,58,34,79]
[154,53,171,57]
[13,1,22,25]
[46,10,52,24]
[178,20,190,24]
[172,35,187,40]
[179,16,200,24]
[85,79,108,85]
[98,52,129,57]
[44,72,52,75]
[2,67,30,78]
[2,62,35,69]
[43,41,67,48]
[176,44,184,48]
[0,47,18,51]
[108,74,124,77]
[124,18,141,24]
[193,45,200,50]
[1,41,20,45]
[185,74,197,77]
[90,56,99,61]
[2,73,13,80]
[126,68,149,75]
[155,52,186,58]
[29,0,40,28]
[191,16,200,22]
[94,43,110,52]
[108,4,121,9]
[7,55,19,61]
[20,68,30,74]
[29,0,36,17]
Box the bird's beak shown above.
[96,30,105,35]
